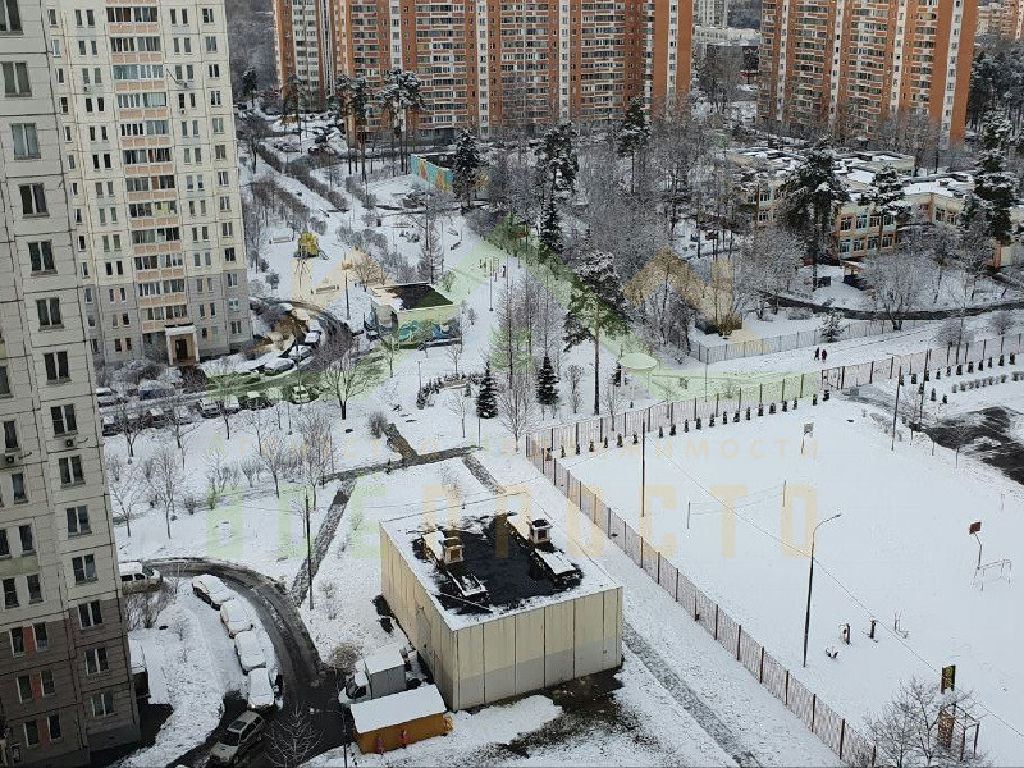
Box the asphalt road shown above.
[148,558,345,767]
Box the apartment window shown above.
[67,506,90,536]
[217,171,229,186]
[224,247,235,262]
[47,714,61,742]
[210,91,221,107]
[72,553,96,583]
[215,145,226,161]
[78,600,102,627]
[16,675,31,701]
[0,530,9,557]
[9,627,23,655]
[91,691,116,718]
[23,721,38,748]
[85,647,109,674]
[205,35,217,52]
[3,420,18,451]
[11,123,38,159]
[28,241,54,273]
[36,297,61,328]
[4,578,18,608]
[59,456,84,487]
[2,62,30,96]
[208,63,220,79]
[43,350,70,382]
[19,184,47,216]
[212,117,224,134]
[40,669,53,696]
[11,474,26,503]
[18,524,32,553]
[202,7,214,23]
[33,623,46,650]
[85,8,94,25]
[0,366,8,396]
[26,574,41,604]
[1,0,23,32]
[50,404,77,436]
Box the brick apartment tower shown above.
[758,0,978,145]
[0,0,140,764]
[1001,0,1024,38]
[272,0,694,138]
[45,0,252,368]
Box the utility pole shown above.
[640,415,646,517]
[803,513,841,667]
[305,495,314,609]
[345,272,350,319]
[891,370,901,452]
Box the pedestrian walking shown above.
[821,348,828,364]
[814,348,820,360]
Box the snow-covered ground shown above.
[558,393,1024,763]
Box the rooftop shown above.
[381,510,618,631]
[370,283,454,312]
[350,684,446,733]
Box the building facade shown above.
[0,0,140,764]
[999,0,1023,38]
[758,0,978,145]
[45,0,251,367]
[272,0,694,138]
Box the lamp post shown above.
[417,360,423,390]
[802,512,842,668]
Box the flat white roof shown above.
[351,684,445,733]
[363,643,404,676]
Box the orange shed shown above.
[351,684,450,754]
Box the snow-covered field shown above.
[558,393,1024,762]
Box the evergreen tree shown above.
[452,129,482,207]
[780,139,849,287]
[616,96,651,193]
[538,196,561,260]
[819,310,843,343]
[536,354,559,410]
[974,111,1015,245]
[537,122,578,202]
[564,250,629,416]
[241,68,258,106]
[476,363,499,419]
[867,165,907,255]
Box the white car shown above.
[287,345,312,362]
[174,406,194,424]
[223,396,241,414]
[233,630,266,673]
[119,562,162,594]
[246,668,275,711]
[191,575,235,608]
[262,357,295,375]
[220,600,255,637]
[199,397,221,418]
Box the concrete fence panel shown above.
[641,538,659,581]
[657,557,678,600]
[738,630,762,679]
[676,573,697,618]
[813,697,845,755]
[787,675,815,730]
[695,589,717,637]
[841,724,875,767]
[761,650,788,701]
[716,611,741,658]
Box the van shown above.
[119,562,162,594]
[209,712,265,766]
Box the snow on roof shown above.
[128,637,146,674]
[381,511,618,631]
[370,283,453,312]
[351,684,446,734]
[363,643,404,676]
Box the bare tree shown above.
[733,226,802,318]
[603,378,623,419]
[116,396,142,459]
[240,454,264,488]
[447,342,464,378]
[242,406,273,454]
[567,364,585,414]
[260,436,293,498]
[379,330,401,378]
[266,703,322,768]
[205,446,237,505]
[317,333,382,420]
[297,405,332,510]
[148,442,183,539]
[204,359,238,440]
[445,389,469,439]
[497,372,537,452]
[866,677,984,768]
[862,247,933,330]
[989,309,1015,337]
[106,454,143,537]
[167,406,199,467]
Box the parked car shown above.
[173,406,194,424]
[191,574,235,608]
[303,330,322,348]
[262,357,295,376]
[139,381,174,401]
[241,391,270,410]
[101,414,122,436]
[120,562,162,594]
[209,712,265,766]
[288,385,317,404]
[220,600,255,637]
[147,407,168,428]
[263,387,284,404]
[247,668,275,711]
[233,630,266,673]
[223,396,241,414]
[288,344,312,362]
[95,387,120,408]
[234,370,262,388]
[199,398,221,418]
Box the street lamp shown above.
[802,512,842,667]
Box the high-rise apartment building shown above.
[272,0,694,138]
[0,0,140,764]
[44,0,251,366]
[1000,0,1023,37]
[758,0,978,145]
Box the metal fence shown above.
[529,332,1024,457]
[527,424,987,766]
[691,318,937,364]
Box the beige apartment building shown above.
[46,0,251,367]
[759,0,978,145]
[272,0,694,139]
[1,0,140,764]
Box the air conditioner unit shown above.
[82,84,91,93]
[63,437,76,449]
[3,454,15,465]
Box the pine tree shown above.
[536,354,559,410]
[452,129,482,207]
[867,165,907,256]
[476,363,499,419]
[538,196,561,261]
[780,139,848,287]
[241,68,258,106]
[564,250,628,416]
[616,96,651,193]
[819,310,843,343]
[974,111,1015,245]
[536,122,578,202]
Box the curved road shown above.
[147,558,343,767]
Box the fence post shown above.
[759,646,764,683]
[869,360,874,384]
[714,604,719,639]
[839,720,846,760]
[811,694,816,730]
[785,670,790,705]
[840,366,846,389]
[736,626,741,660]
